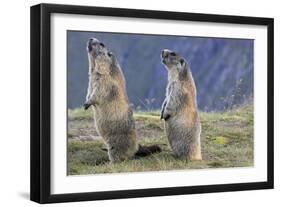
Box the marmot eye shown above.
[107,52,112,57]
[180,59,185,65]
[99,43,105,47]
[170,52,176,56]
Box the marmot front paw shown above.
[163,113,171,121]
[84,103,91,110]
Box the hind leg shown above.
[107,147,127,163]
[189,147,202,160]
[168,136,202,160]
[107,142,137,163]
[168,138,189,158]
[188,136,202,161]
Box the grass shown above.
[68,108,94,120]
[67,103,253,175]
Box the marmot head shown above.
[84,38,122,110]
[87,37,117,75]
[161,49,188,81]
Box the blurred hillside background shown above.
[67,31,253,111]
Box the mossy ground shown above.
[67,104,253,175]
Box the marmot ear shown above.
[107,52,113,57]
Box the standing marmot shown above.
[160,49,202,160]
[84,38,161,162]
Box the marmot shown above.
[84,38,161,162]
[160,49,202,160]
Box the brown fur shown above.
[84,38,161,162]
[161,49,202,160]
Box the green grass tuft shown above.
[212,136,228,145]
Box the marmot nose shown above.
[161,49,170,58]
[88,38,98,44]
[87,38,105,52]
[87,38,99,51]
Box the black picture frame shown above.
[30,3,274,204]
